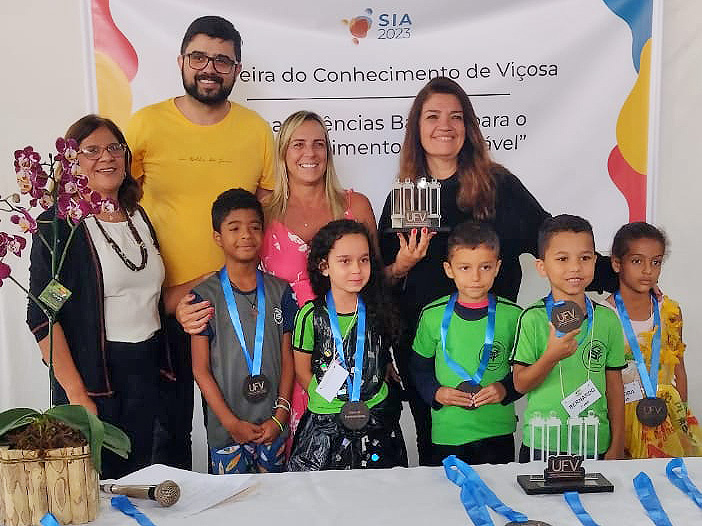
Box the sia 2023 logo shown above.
[342,8,412,44]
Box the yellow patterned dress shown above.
[622,296,702,458]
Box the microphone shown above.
[100,480,181,507]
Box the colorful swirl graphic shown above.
[92,0,137,129]
[602,0,653,221]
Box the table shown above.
[90,458,702,525]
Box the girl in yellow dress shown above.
[607,222,702,458]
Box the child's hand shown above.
[254,419,282,445]
[435,386,475,408]
[224,417,263,444]
[473,382,507,407]
[544,323,580,362]
[385,362,402,384]
[604,445,624,460]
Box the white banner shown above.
[93,0,657,247]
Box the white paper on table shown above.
[106,463,254,518]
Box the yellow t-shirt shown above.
[127,99,275,286]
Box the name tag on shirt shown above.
[622,360,645,404]
[561,379,602,418]
[316,361,349,402]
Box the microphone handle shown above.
[100,483,156,501]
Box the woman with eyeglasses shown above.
[26,115,189,478]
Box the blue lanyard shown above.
[111,495,157,526]
[40,514,61,526]
[614,292,661,398]
[219,268,266,376]
[443,455,528,525]
[633,472,673,526]
[440,294,496,386]
[326,291,367,402]
[666,457,702,509]
[544,293,593,344]
[563,492,601,526]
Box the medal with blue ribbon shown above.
[441,293,497,408]
[544,294,593,343]
[220,268,269,403]
[614,292,666,427]
[633,472,673,526]
[443,455,547,526]
[563,492,601,526]
[666,457,702,509]
[327,291,369,430]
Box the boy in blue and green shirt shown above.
[411,221,522,465]
[511,214,626,461]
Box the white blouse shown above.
[85,211,165,343]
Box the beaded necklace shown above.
[93,213,148,272]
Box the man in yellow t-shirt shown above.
[126,16,274,469]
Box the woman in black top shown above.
[26,115,186,478]
[378,77,615,465]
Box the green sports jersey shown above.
[413,295,522,446]
[511,298,626,455]
[293,301,388,414]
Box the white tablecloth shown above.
[91,458,702,525]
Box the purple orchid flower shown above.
[0,233,8,258]
[10,208,38,233]
[7,235,26,257]
[0,261,10,286]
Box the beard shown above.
[181,67,235,105]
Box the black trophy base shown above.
[516,473,614,495]
[384,226,452,234]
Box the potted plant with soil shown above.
[0,406,130,525]
[0,141,130,526]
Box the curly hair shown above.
[211,188,263,232]
[307,219,402,345]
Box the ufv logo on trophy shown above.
[387,177,448,232]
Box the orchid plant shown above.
[0,139,128,471]
[2,139,116,289]
[2,139,116,358]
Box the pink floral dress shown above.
[260,192,353,456]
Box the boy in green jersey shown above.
[511,215,626,461]
[411,221,523,465]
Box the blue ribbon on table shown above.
[563,491,601,526]
[544,293,593,342]
[327,291,366,401]
[666,457,702,509]
[440,293,496,388]
[614,292,661,399]
[220,268,266,377]
[40,513,60,526]
[633,472,673,526]
[111,495,158,526]
[443,455,528,525]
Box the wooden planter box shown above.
[0,445,99,525]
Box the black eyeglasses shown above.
[183,52,238,74]
[79,143,126,160]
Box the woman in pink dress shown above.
[260,111,377,454]
[176,111,378,456]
